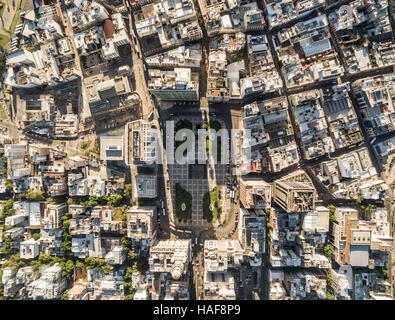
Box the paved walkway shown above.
[0,0,17,30]
[1,1,15,38]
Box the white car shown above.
[162,208,166,216]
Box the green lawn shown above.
[203,120,221,131]
[175,119,193,154]
[0,33,9,48]
[0,0,21,48]
[175,183,192,221]
[0,103,8,119]
[8,0,21,37]
[203,186,221,222]
[204,120,222,162]
[0,2,5,19]
[175,119,193,131]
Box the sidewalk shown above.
[0,0,16,34]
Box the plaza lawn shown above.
[0,33,9,48]
[9,0,21,37]
[175,119,193,154]
[0,103,8,119]
[203,186,221,222]
[0,0,21,48]
[175,119,193,131]
[204,120,222,162]
[204,120,221,132]
[175,183,192,221]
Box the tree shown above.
[32,233,40,241]
[356,195,363,204]
[326,293,335,300]
[5,179,12,192]
[325,269,334,288]
[128,250,136,261]
[92,139,100,154]
[82,195,101,207]
[328,204,337,222]
[0,268,4,300]
[30,253,64,271]
[85,257,111,272]
[124,290,136,300]
[0,238,12,255]
[61,289,70,300]
[123,184,132,200]
[0,53,5,75]
[124,267,135,282]
[61,214,72,257]
[134,257,149,275]
[324,244,333,262]
[102,264,112,275]
[365,204,375,214]
[104,194,123,207]
[1,199,15,220]
[38,253,55,265]
[2,254,25,270]
[121,236,132,253]
[237,51,245,61]
[327,204,336,214]
[80,142,89,150]
[23,189,45,202]
[62,260,75,279]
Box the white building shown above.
[20,238,40,259]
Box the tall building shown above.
[238,209,266,266]
[273,181,315,212]
[100,136,124,161]
[126,120,158,166]
[149,240,191,280]
[41,202,68,230]
[239,178,271,209]
[126,206,157,250]
[332,208,359,266]
[148,68,199,101]
[203,240,244,300]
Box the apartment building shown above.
[126,119,158,166]
[203,240,244,300]
[148,68,199,101]
[126,206,157,250]
[273,181,315,213]
[149,240,191,280]
[239,178,271,210]
[238,209,266,266]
